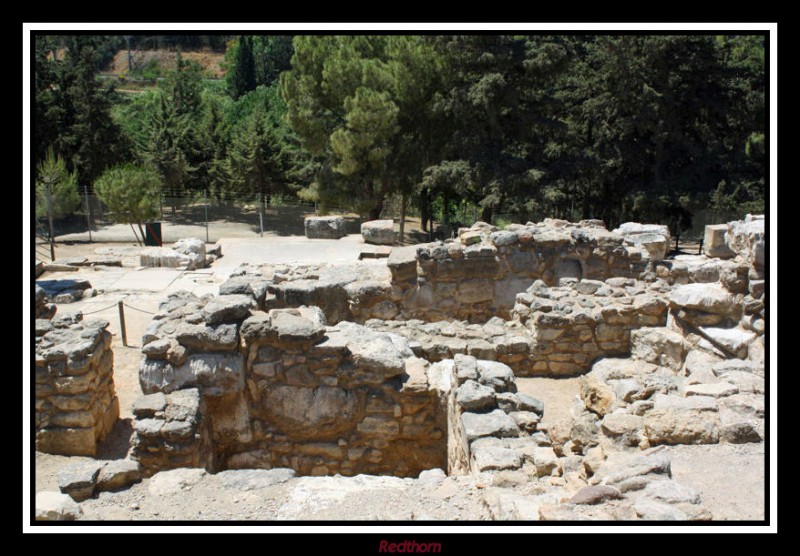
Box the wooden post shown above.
[117,302,128,347]
[45,180,55,261]
[259,191,264,238]
[204,188,209,243]
[84,187,92,242]
[398,192,406,246]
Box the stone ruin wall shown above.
[125,214,765,480]
[233,219,654,327]
[132,297,447,478]
[35,313,120,456]
[381,219,654,324]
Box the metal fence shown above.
[34,187,749,254]
[37,190,363,246]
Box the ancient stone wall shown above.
[433,355,555,477]
[132,295,448,477]
[220,219,653,327]
[35,314,119,456]
[385,219,650,323]
[130,388,212,477]
[512,279,669,376]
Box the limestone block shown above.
[361,219,396,245]
[305,216,347,239]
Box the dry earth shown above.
[31,240,768,522]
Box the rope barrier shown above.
[123,303,156,315]
[77,301,156,316]
[80,302,119,315]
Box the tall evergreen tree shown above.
[54,36,128,187]
[253,36,294,87]
[282,35,445,219]
[228,36,256,100]
[227,107,284,201]
[168,50,203,119]
[142,93,190,198]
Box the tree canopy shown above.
[34,33,767,234]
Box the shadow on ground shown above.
[96,418,133,460]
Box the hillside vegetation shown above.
[34,34,766,237]
[104,49,227,79]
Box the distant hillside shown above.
[104,49,227,78]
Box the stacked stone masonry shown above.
[131,388,211,477]
[440,355,554,476]
[128,216,765,488]
[387,219,651,323]
[35,314,120,456]
[133,295,447,477]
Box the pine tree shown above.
[168,49,203,119]
[228,36,256,100]
[94,164,161,244]
[228,107,284,201]
[142,93,190,201]
[253,36,294,87]
[56,36,127,186]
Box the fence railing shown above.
[36,188,748,248]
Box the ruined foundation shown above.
[129,216,766,499]
[35,314,120,456]
[133,301,447,477]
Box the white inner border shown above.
[22,21,778,535]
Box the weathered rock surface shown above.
[644,408,720,445]
[201,294,256,325]
[35,491,83,521]
[456,380,496,411]
[462,410,520,441]
[35,317,118,456]
[172,237,207,269]
[570,485,623,505]
[305,216,347,239]
[361,219,396,245]
[96,460,142,492]
[727,215,765,269]
[58,461,103,501]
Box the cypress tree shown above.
[229,36,256,100]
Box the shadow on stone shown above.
[96,418,134,460]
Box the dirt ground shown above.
[106,49,227,78]
[31,239,767,523]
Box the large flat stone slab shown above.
[462,409,520,441]
[305,216,347,239]
[107,269,183,292]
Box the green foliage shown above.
[141,93,190,194]
[35,149,80,219]
[494,216,513,229]
[35,35,129,185]
[130,58,163,80]
[253,36,294,87]
[166,52,203,118]
[94,164,161,225]
[282,35,446,218]
[228,36,256,100]
[227,105,285,196]
[39,34,766,231]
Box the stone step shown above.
[358,245,392,259]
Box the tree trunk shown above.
[368,195,384,221]
[480,205,493,224]
[137,222,147,245]
[45,183,55,261]
[420,189,430,232]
